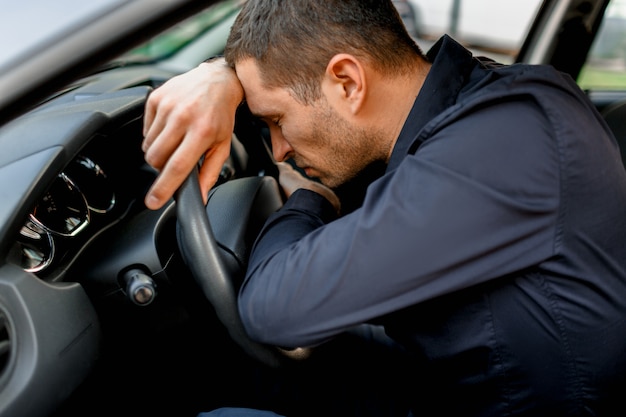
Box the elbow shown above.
[237,290,307,349]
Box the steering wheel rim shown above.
[175,166,310,368]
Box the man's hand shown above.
[142,58,244,210]
[277,162,341,214]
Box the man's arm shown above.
[142,58,244,210]
[237,100,561,349]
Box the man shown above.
[142,0,626,416]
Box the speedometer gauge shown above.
[14,220,55,273]
[64,155,115,214]
[31,173,90,236]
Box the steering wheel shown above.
[175,164,311,368]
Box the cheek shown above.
[283,120,323,151]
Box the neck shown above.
[367,58,431,162]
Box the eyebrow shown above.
[249,108,280,123]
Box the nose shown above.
[269,128,293,162]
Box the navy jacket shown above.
[239,36,626,416]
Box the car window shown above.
[409,0,542,63]
[578,0,626,91]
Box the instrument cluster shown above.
[14,155,116,274]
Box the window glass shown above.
[578,0,626,90]
[122,0,242,62]
[409,0,542,63]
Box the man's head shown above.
[225,0,428,188]
[224,0,424,104]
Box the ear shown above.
[323,54,367,114]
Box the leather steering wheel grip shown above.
[175,166,310,367]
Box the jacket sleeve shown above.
[238,99,561,349]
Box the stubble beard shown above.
[311,104,385,190]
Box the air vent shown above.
[0,309,11,379]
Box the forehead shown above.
[235,58,297,118]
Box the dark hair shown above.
[225,0,424,104]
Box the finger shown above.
[142,89,158,137]
[198,142,232,200]
[142,116,168,156]
[277,161,296,175]
[143,120,186,171]
[142,92,176,153]
[144,148,197,210]
[277,162,303,198]
[144,129,226,209]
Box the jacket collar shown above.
[387,35,477,171]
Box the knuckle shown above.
[146,88,163,107]
[167,153,193,176]
[144,147,163,169]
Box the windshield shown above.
[117,0,242,64]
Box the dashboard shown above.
[4,87,156,283]
[0,64,274,417]
[0,84,155,417]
